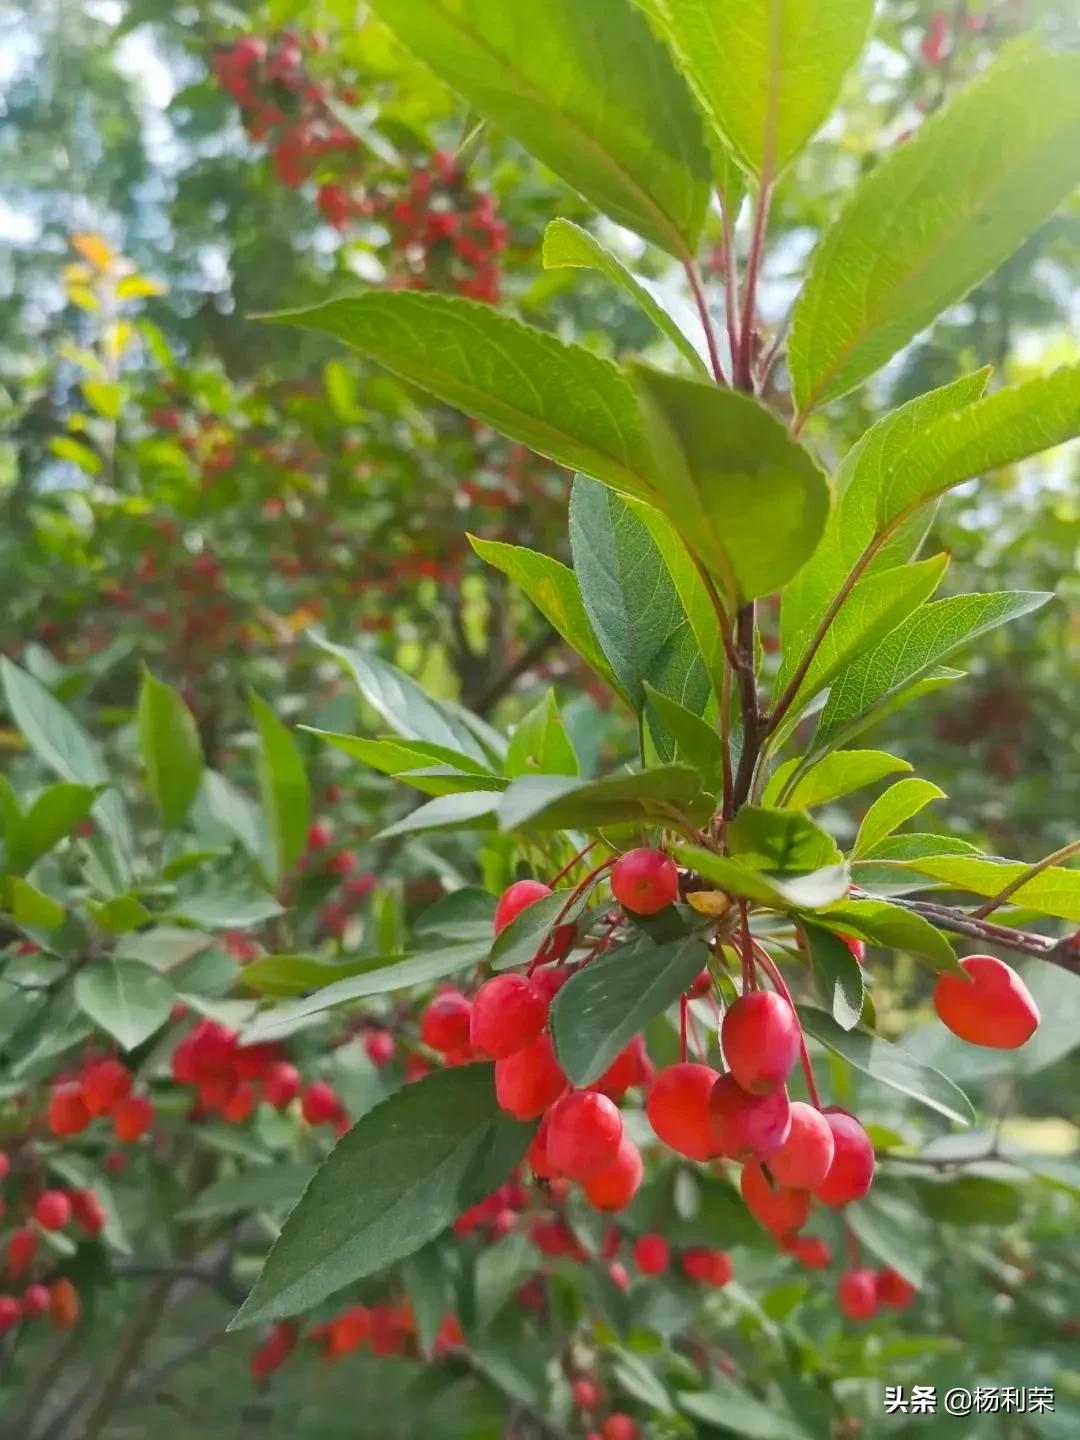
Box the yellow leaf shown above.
[72,233,114,269]
[116,274,166,301]
[686,889,733,918]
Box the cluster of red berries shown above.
[0,1152,93,1335]
[170,1017,347,1132]
[838,1264,916,1322]
[302,819,378,939]
[250,1297,464,1380]
[46,1056,154,1144]
[211,33,358,189]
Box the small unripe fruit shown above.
[582,1136,643,1211]
[632,1234,670,1276]
[611,848,679,915]
[262,1061,301,1109]
[768,1102,835,1189]
[495,1034,567,1120]
[681,1248,733,1287]
[48,1083,91,1138]
[420,991,473,1053]
[571,1377,600,1411]
[301,1081,342,1126]
[546,1091,623,1179]
[34,1191,71,1231]
[876,1267,917,1309]
[113,1094,154,1143]
[709,1074,791,1160]
[470,974,546,1059]
[740,1162,810,1235]
[812,1110,875,1206]
[838,1268,879,1321]
[81,1058,132,1115]
[721,991,801,1094]
[933,955,1039,1049]
[494,879,551,934]
[645,1063,719,1161]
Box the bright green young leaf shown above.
[726,806,843,874]
[633,365,830,602]
[313,633,491,766]
[780,370,990,657]
[468,536,625,699]
[241,939,490,1005]
[570,476,710,743]
[1,658,133,866]
[6,876,65,929]
[889,855,1080,922]
[74,959,176,1051]
[799,1006,974,1124]
[808,668,964,761]
[878,366,1080,528]
[852,779,946,859]
[551,936,708,1085]
[798,921,865,1031]
[275,295,653,499]
[811,896,958,972]
[789,50,1080,414]
[637,0,874,180]
[88,894,151,934]
[498,766,712,833]
[250,692,311,883]
[763,751,912,810]
[643,685,725,793]
[137,672,204,830]
[817,591,1052,746]
[376,791,499,840]
[543,219,708,374]
[673,843,850,911]
[230,1065,533,1327]
[4,782,99,874]
[368,0,710,255]
[505,691,578,779]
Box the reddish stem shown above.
[680,995,689,1064]
[684,258,727,386]
[549,838,598,887]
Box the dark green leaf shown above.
[674,843,850,911]
[251,691,311,882]
[305,730,503,796]
[505,691,578,779]
[914,1174,1023,1227]
[74,959,175,1051]
[498,766,712,832]
[799,921,864,1031]
[181,1163,317,1221]
[643,685,725,792]
[137,672,204,830]
[810,897,958,973]
[679,1379,812,1440]
[230,1065,533,1327]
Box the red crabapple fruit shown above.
[721,990,801,1094]
[610,849,679,915]
[932,955,1039,1049]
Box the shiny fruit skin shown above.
[546,1091,623,1179]
[420,991,473,1053]
[812,1110,875,1206]
[34,1191,72,1231]
[933,955,1039,1048]
[709,1074,791,1160]
[838,1268,879,1321]
[876,1266,917,1308]
[112,1094,154,1143]
[740,1162,811,1235]
[768,1101,835,1189]
[494,1034,567,1120]
[632,1234,670,1275]
[494,879,552,934]
[721,991,801,1094]
[469,974,546,1059]
[582,1137,643,1211]
[645,1063,719,1161]
[610,849,679,915]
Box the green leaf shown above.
[845,1188,932,1287]
[726,806,843,874]
[570,476,710,740]
[888,855,1080,922]
[550,936,708,1085]
[6,876,65,929]
[542,219,708,374]
[1,658,132,866]
[780,372,991,658]
[5,782,99,874]
[137,672,203,830]
[169,888,283,930]
[810,896,958,973]
[474,1231,538,1331]
[808,669,964,761]
[679,1379,812,1440]
[505,691,578,779]
[468,537,624,699]
[313,633,492,766]
[368,0,710,255]
[673,843,850,911]
[242,941,491,1035]
[852,779,946,859]
[489,889,591,973]
[637,0,874,180]
[763,751,911,810]
[789,50,1080,413]
[230,1065,533,1327]
[251,692,311,883]
[498,766,712,833]
[276,296,652,499]
[305,730,503,796]
[376,791,499,840]
[74,959,175,1051]
[798,1005,974,1124]
[799,921,865,1031]
[914,1174,1023,1227]
[818,591,1052,746]
[200,771,264,861]
[773,554,949,718]
[878,367,1080,530]
[643,685,725,793]
[182,1163,316,1221]
[402,1244,449,1356]
[632,365,830,603]
[88,894,151,935]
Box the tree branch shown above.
[972,838,1080,919]
[855,890,1080,974]
[730,602,762,808]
